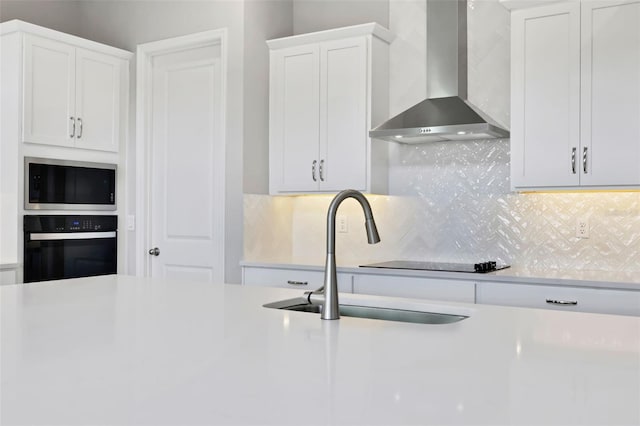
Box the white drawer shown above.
[476,281,640,317]
[242,266,352,293]
[353,273,475,303]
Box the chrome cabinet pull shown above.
[148,247,160,256]
[571,147,577,174]
[546,299,577,306]
[287,280,308,286]
[312,160,317,182]
[77,118,83,139]
[582,147,588,174]
[69,117,75,138]
[319,159,325,181]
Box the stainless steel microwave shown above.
[25,157,116,210]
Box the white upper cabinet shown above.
[22,34,126,152]
[2,22,130,153]
[510,0,640,190]
[268,24,393,195]
[580,0,640,187]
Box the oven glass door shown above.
[24,232,117,283]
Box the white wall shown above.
[292,0,389,35]
[0,0,82,35]
[243,0,293,195]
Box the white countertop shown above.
[2,275,639,425]
[241,260,640,290]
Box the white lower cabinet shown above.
[476,281,640,317]
[242,266,352,293]
[0,267,19,285]
[242,264,640,317]
[353,273,475,303]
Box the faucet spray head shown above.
[365,218,380,244]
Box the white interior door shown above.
[149,44,224,282]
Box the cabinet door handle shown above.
[571,147,577,174]
[69,117,76,138]
[319,159,325,182]
[312,160,318,182]
[582,147,588,174]
[546,299,577,306]
[287,280,308,286]
[77,118,83,139]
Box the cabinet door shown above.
[511,3,581,189]
[269,45,320,193]
[319,37,368,191]
[353,273,475,303]
[22,34,75,147]
[75,48,122,152]
[580,0,640,186]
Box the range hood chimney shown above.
[369,0,509,143]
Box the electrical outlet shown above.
[575,217,589,239]
[337,215,348,233]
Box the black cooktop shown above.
[360,261,510,273]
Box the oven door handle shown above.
[29,231,117,241]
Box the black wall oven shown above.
[24,215,117,283]
[25,157,116,210]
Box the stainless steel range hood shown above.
[370,0,509,143]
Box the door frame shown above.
[135,29,227,278]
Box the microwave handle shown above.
[29,231,116,241]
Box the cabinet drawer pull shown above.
[69,117,76,138]
[77,118,83,139]
[546,299,577,306]
[571,147,577,174]
[287,280,308,286]
[312,160,317,182]
[319,159,325,181]
[582,147,588,174]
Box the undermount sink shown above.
[264,298,468,325]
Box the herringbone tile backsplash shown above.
[244,139,640,272]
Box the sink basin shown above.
[264,298,468,325]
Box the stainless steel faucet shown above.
[307,189,380,320]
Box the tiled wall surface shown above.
[245,142,640,272]
[244,0,640,273]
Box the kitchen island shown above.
[2,275,639,425]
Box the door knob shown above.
[148,247,160,256]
